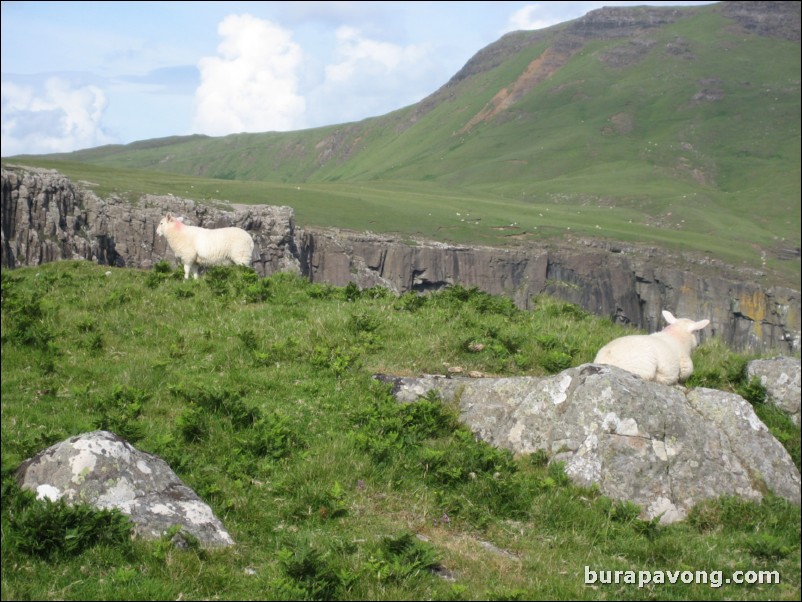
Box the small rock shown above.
[747,357,801,425]
[15,430,234,548]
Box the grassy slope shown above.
[1,261,800,601]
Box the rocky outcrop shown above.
[298,228,801,354]
[15,430,234,547]
[2,165,800,353]
[1,166,93,266]
[1,165,300,277]
[567,5,689,39]
[718,1,801,42]
[748,357,801,424]
[380,365,801,524]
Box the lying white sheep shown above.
[156,213,254,279]
[594,310,710,385]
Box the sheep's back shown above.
[594,334,678,381]
[194,227,254,265]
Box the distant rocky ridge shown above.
[424,1,798,122]
[720,0,801,42]
[2,165,800,353]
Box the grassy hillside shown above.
[4,3,800,288]
[5,155,799,290]
[1,261,800,600]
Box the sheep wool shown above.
[594,310,710,385]
[156,213,255,279]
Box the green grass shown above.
[1,261,799,600]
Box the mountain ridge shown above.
[19,2,799,188]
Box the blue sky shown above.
[1,1,715,156]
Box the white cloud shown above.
[325,26,427,83]
[506,4,562,32]
[192,14,306,136]
[309,26,434,125]
[1,77,112,156]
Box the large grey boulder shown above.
[747,357,801,425]
[381,365,800,524]
[15,430,234,548]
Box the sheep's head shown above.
[156,213,182,237]
[662,310,710,350]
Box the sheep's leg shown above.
[183,263,191,280]
[653,372,677,386]
[678,357,694,382]
[191,264,200,280]
[654,360,680,385]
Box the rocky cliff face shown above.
[1,165,300,276]
[2,165,799,354]
[719,1,801,42]
[299,228,800,354]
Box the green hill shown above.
[6,2,800,287]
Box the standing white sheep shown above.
[594,310,710,385]
[156,213,255,279]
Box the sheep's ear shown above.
[691,319,710,331]
[662,310,677,324]
[165,212,174,221]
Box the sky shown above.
[1,0,716,156]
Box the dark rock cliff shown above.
[2,165,799,354]
[298,228,800,354]
[1,166,300,276]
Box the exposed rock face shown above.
[567,5,688,39]
[1,166,300,277]
[1,166,93,265]
[447,3,692,87]
[747,357,801,424]
[2,165,800,354]
[380,365,801,524]
[299,228,801,354]
[719,1,801,42]
[15,430,234,547]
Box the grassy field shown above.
[1,261,799,600]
